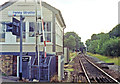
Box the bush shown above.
[102,38,120,56]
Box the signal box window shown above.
[41,22,51,42]
[44,22,51,32]
[29,22,35,37]
[0,22,5,42]
[29,22,51,42]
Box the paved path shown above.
[0,76,19,82]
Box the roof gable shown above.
[0,0,66,28]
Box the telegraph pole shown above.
[35,0,40,66]
[19,15,24,80]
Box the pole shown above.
[35,0,41,81]
[19,15,23,80]
[35,0,40,66]
[40,0,46,58]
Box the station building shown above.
[0,0,66,81]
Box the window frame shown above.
[29,21,52,42]
[0,22,6,42]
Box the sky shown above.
[0,0,120,44]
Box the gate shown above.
[23,55,56,82]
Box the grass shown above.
[64,52,77,72]
[87,52,120,66]
[64,68,74,72]
[69,52,77,61]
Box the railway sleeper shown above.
[72,75,77,83]
[96,77,113,83]
[101,66,109,69]
[72,76,75,83]
[116,78,120,82]
[78,72,85,76]
[89,77,97,83]
[95,77,103,83]
[104,77,115,83]
[99,77,109,83]
[78,75,87,83]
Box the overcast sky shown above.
[0,0,119,43]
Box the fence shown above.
[23,55,56,82]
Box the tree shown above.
[64,32,81,41]
[87,40,99,54]
[102,37,120,56]
[91,34,97,40]
[64,35,76,50]
[64,32,84,51]
[85,24,120,57]
[109,24,120,38]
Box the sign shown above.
[22,57,29,62]
[12,18,20,36]
[8,11,41,16]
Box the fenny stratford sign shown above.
[8,11,41,16]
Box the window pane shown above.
[0,22,5,42]
[39,22,51,32]
[29,22,35,37]
[29,32,35,37]
[0,22,5,33]
[40,33,51,42]
[44,22,51,32]
[41,23,42,32]
[23,22,26,32]
[47,33,51,42]
[47,22,51,31]
[16,33,25,42]
[41,36,43,42]
[37,22,42,33]
[0,33,5,42]
[45,32,47,41]
[29,22,35,32]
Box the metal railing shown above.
[26,55,56,82]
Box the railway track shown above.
[71,54,120,83]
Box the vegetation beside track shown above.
[69,52,77,61]
[64,52,77,72]
[64,68,74,72]
[87,52,120,66]
[86,24,120,57]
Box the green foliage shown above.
[64,32,81,40]
[109,24,120,38]
[85,39,91,47]
[69,52,77,61]
[65,35,76,50]
[102,37,120,56]
[88,40,98,54]
[86,24,120,57]
[91,32,106,41]
[64,32,85,50]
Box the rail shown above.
[84,56,120,84]
[78,54,120,84]
[79,58,91,84]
